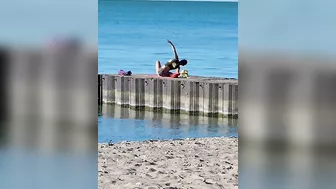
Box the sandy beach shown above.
[98,137,238,189]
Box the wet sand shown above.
[98,137,238,189]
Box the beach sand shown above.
[98,137,238,189]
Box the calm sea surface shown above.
[98,104,238,143]
[99,0,238,78]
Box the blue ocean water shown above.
[98,0,238,78]
[98,104,238,143]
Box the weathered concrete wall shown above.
[98,74,238,118]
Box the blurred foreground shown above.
[0,38,97,189]
[239,0,336,188]
[239,53,336,189]
[0,1,97,188]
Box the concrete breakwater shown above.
[98,74,238,118]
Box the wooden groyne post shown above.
[98,74,238,118]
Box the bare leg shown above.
[156,61,161,74]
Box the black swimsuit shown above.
[158,59,180,76]
[165,59,180,70]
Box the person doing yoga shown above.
[155,40,188,77]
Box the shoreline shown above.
[98,137,238,189]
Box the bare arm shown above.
[167,40,179,61]
[175,67,180,74]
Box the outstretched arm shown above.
[167,40,179,61]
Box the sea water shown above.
[98,0,238,142]
[98,104,238,143]
[99,0,238,78]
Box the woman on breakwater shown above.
[155,40,188,77]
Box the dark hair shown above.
[179,59,188,66]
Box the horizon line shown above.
[149,0,238,1]
[152,0,238,1]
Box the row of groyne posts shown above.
[98,74,238,118]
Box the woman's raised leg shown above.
[156,61,162,74]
